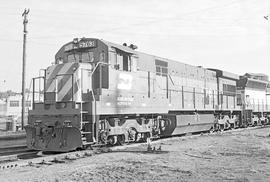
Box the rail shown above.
[0,145,28,156]
[0,145,38,163]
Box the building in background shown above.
[0,99,7,131]
[6,93,35,127]
[0,99,7,116]
[0,91,42,131]
[6,94,31,116]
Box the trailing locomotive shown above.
[25,38,270,152]
[237,73,270,126]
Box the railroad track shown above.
[0,125,268,167]
[0,125,267,172]
[0,145,38,163]
[0,145,28,156]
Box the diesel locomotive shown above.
[25,38,270,152]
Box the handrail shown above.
[54,73,74,102]
[32,76,45,109]
[75,62,110,134]
[55,73,74,77]
[89,62,110,143]
[90,62,110,77]
[89,62,110,102]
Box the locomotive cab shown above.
[25,38,110,151]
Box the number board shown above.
[64,40,96,51]
[78,40,96,48]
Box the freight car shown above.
[25,38,264,152]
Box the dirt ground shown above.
[1,126,270,182]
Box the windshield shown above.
[67,51,94,63]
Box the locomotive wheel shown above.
[141,132,150,142]
[107,136,117,145]
[127,127,137,142]
[117,135,125,145]
[209,127,214,134]
[219,124,224,131]
[99,131,107,144]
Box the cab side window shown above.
[110,48,136,72]
[123,54,131,71]
[109,51,117,66]
[116,52,123,70]
[131,56,138,72]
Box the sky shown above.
[0,0,269,92]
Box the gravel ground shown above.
[0,126,270,182]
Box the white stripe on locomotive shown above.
[47,63,74,92]
[57,67,81,101]
[56,76,73,101]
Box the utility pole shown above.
[264,15,270,112]
[21,8,30,130]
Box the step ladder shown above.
[77,66,103,146]
[78,101,96,146]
